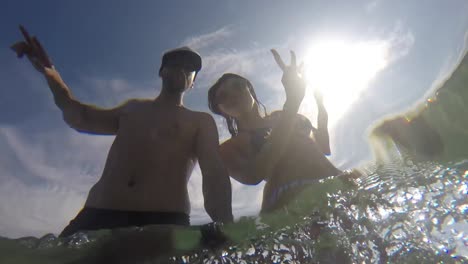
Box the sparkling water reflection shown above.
[1,155,466,263]
[168,156,468,263]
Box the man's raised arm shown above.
[43,69,130,135]
[195,113,233,223]
[12,26,126,135]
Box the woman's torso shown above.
[222,111,341,211]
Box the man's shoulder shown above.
[128,98,152,106]
[182,109,215,123]
[181,110,219,137]
[120,98,150,112]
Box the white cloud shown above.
[0,176,85,238]
[180,25,285,92]
[0,123,114,237]
[365,0,381,13]
[181,26,233,51]
[384,21,415,63]
[76,76,159,107]
[1,124,114,183]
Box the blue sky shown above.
[1,0,467,238]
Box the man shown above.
[11,26,233,237]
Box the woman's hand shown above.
[314,90,324,105]
[11,25,54,74]
[314,90,328,112]
[271,49,306,111]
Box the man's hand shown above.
[271,49,306,110]
[11,25,54,74]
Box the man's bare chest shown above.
[117,109,196,148]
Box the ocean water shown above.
[1,157,466,263]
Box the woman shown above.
[208,50,344,213]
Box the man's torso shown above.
[85,99,201,214]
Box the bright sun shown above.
[301,39,389,126]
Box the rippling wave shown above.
[1,156,466,263]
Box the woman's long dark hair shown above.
[208,73,267,136]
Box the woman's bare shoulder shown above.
[266,110,310,120]
[266,111,313,130]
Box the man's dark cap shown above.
[159,46,202,74]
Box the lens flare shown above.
[301,39,389,125]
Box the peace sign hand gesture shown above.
[271,49,306,110]
[11,25,54,74]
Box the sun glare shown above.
[301,39,389,125]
